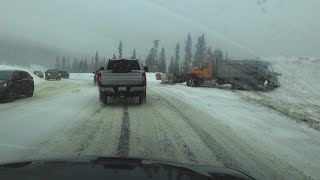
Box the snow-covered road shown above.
[0,73,319,180]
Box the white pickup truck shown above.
[97,59,147,105]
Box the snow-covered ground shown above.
[69,73,95,80]
[0,65,319,179]
[236,57,320,129]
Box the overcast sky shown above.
[1,0,320,59]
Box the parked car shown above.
[0,70,34,102]
[59,71,69,79]
[33,71,44,78]
[45,69,61,80]
[98,59,148,104]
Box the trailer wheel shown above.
[138,92,146,104]
[186,77,192,86]
[190,77,196,87]
[231,83,240,90]
[99,92,108,104]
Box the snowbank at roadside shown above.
[0,64,46,85]
[69,73,94,80]
[237,57,320,128]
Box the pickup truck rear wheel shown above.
[138,94,146,104]
[99,92,108,104]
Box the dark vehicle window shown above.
[0,71,14,80]
[13,72,21,80]
[47,70,58,73]
[106,60,141,72]
[20,71,29,79]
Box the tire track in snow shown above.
[153,93,240,169]
[151,88,310,179]
[150,107,199,164]
[116,105,130,157]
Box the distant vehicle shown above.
[45,69,61,80]
[184,59,281,90]
[33,71,44,78]
[0,70,34,102]
[59,71,69,79]
[0,156,255,180]
[97,59,148,104]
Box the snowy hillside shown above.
[237,57,320,129]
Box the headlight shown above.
[1,83,7,87]
[59,74,61,75]
[47,74,50,75]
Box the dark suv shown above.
[59,71,69,79]
[0,70,34,102]
[34,71,44,78]
[45,69,61,80]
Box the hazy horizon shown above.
[1,0,320,66]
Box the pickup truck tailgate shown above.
[100,71,144,86]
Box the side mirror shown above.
[99,67,105,70]
[92,72,95,74]
[144,66,149,72]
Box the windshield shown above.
[46,70,58,73]
[0,71,14,80]
[106,60,141,72]
[0,1,319,180]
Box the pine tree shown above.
[145,48,157,72]
[84,59,88,73]
[194,33,207,67]
[118,41,123,59]
[131,49,137,59]
[67,56,70,72]
[225,51,229,60]
[55,56,60,70]
[91,57,94,72]
[174,43,180,74]
[95,51,99,70]
[158,48,166,73]
[71,59,75,73]
[168,56,175,75]
[182,33,192,74]
[74,59,78,73]
[61,56,67,70]
[153,40,160,67]
[153,40,160,57]
[113,54,116,59]
[214,49,224,63]
[207,46,214,62]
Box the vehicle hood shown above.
[0,156,254,180]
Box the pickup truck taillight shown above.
[142,72,146,86]
[97,72,102,85]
